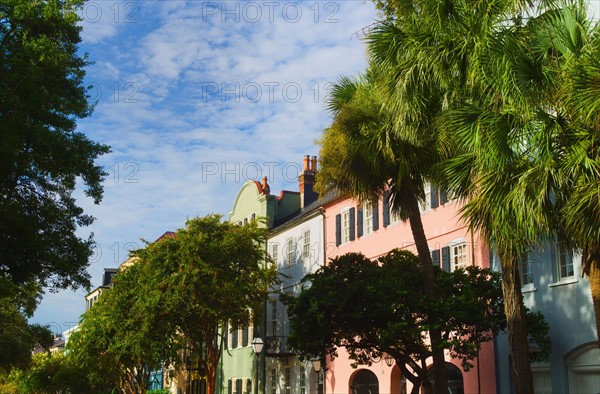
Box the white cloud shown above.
[31,0,378,329]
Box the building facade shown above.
[321,186,498,394]
[492,242,599,393]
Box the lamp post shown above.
[252,337,264,394]
[384,354,395,367]
[311,356,324,394]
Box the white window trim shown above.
[556,242,575,282]
[285,238,294,266]
[448,238,468,272]
[420,182,432,212]
[363,200,374,236]
[302,228,311,259]
[271,243,279,265]
[341,207,351,244]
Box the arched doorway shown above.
[567,343,600,394]
[424,363,464,394]
[351,370,379,394]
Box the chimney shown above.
[261,176,270,195]
[298,155,318,209]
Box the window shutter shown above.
[357,207,363,238]
[335,214,341,246]
[440,188,448,204]
[236,378,242,394]
[349,207,356,241]
[228,379,232,394]
[431,249,440,267]
[383,191,390,227]
[431,185,439,209]
[242,324,249,347]
[441,246,451,272]
[550,241,558,282]
[372,199,379,231]
[246,379,252,394]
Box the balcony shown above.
[264,336,295,359]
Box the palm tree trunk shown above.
[588,258,600,345]
[404,191,448,394]
[498,249,534,394]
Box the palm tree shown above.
[547,1,600,342]
[430,1,600,392]
[363,1,557,393]
[317,68,449,394]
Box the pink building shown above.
[321,188,497,394]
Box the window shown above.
[270,299,278,336]
[270,368,277,394]
[271,243,278,264]
[241,323,249,347]
[236,379,243,394]
[520,254,533,287]
[363,200,374,235]
[284,367,291,394]
[557,242,574,280]
[451,242,468,271]
[383,191,400,227]
[231,324,239,348]
[303,229,310,259]
[336,208,355,245]
[286,238,294,266]
[421,182,432,211]
[342,210,351,243]
[390,206,401,224]
[245,379,252,394]
[299,366,306,394]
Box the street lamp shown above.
[311,356,324,394]
[252,337,264,394]
[311,358,321,372]
[384,354,395,367]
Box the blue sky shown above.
[30,0,378,334]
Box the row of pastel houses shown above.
[83,155,599,394]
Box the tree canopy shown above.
[0,0,109,372]
[0,0,110,291]
[283,250,550,394]
[67,215,278,394]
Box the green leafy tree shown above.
[0,0,110,370]
[0,0,110,290]
[134,215,278,394]
[68,215,278,394]
[0,352,98,394]
[67,261,177,393]
[283,250,550,394]
[0,279,53,372]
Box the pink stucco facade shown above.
[322,193,498,394]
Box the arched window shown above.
[424,363,464,394]
[351,370,379,394]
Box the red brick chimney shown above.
[298,155,318,209]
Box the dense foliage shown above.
[283,250,550,394]
[0,0,109,371]
[318,0,599,391]
[67,215,278,394]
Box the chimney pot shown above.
[303,155,310,171]
[310,156,317,172]
[262,176,270,194]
